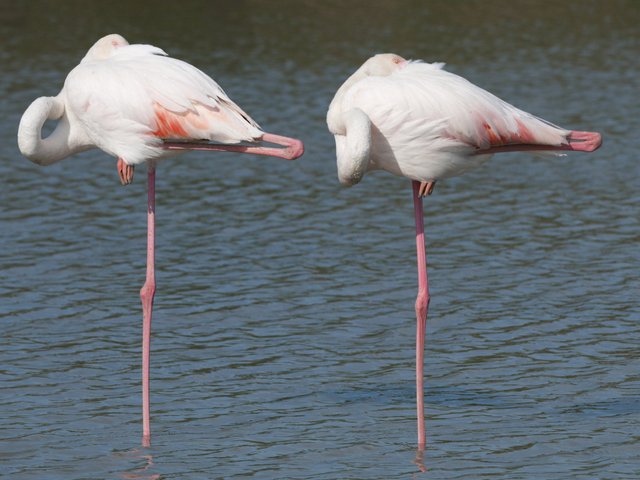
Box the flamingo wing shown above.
[64,43,263,164]
[343,61,572,154]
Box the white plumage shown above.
[19,34,263,166]
[327,54,601,187]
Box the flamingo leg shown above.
[412,180,430,449]
[140,163,156,447]
[162,132,305,160]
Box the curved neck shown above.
[327,67,372,186]
[335,108,371,186]
[17,96,85,165]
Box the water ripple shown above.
[2,2,639,479]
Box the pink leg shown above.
[162,132,305,160]
[140,163,156,447]
[475,130,602,155]
[412,180,430,449]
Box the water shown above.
[1,1,639,478]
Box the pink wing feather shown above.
[151,99,260,143]
[349,61,601,154]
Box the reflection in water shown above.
[118,449,160,480]
[413,447,427,475]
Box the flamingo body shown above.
[18,34,301,169]
[327,54,601,186]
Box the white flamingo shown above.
[327,53,601,448]
[18,34,304,446]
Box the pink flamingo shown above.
[18,34,304,446]
[327,53,601,448]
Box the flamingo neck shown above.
[327,66,373,186]
[17,96,89,165]
[327,65,369,135]
[335,108,371,186]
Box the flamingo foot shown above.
[418,181,436,197]
[117,158,135,185]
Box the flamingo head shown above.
[81,34,129,62]
[362,53,407,77]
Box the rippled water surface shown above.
[1,1,639,478]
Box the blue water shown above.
[1,1,639,478]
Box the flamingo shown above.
[18,34,304,446]
[326,53,602,448]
